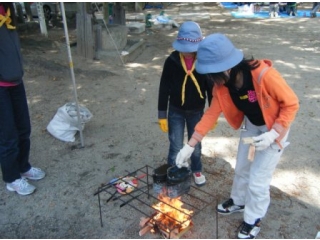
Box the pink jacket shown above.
[192,59,299,147]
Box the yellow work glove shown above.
[158,119,168,133]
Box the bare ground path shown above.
[0,2,319,239]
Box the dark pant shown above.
[0,82,31,183]
[167,106,203,173]
[286,5,297,16]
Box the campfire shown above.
[139,194,194,238]
[96,165,215,238]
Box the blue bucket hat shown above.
[172,21,203,53]
[195,33,244,74]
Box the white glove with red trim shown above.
[252,129,279,151]
[175,144,194,168]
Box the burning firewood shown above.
[139,224,152,236]
[139,216,193,238]
[139,217,151,227]
[139,194,193,238]
[157,227,179,239]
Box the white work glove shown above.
[252,129,279,151]
[175,144,194,168]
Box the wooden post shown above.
[15,3,25,24]
[94,24,102,60]
[36,3,48,37]
[113,3,126,25]
[103,3,109,23]
[77,3,94,59]
[135,2,143,12]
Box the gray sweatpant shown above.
[231,116,290,225]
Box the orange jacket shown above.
[192,59,299,147]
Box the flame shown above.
[152,194,193,231]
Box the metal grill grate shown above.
[94,165,216,238]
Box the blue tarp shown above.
[231,10,320,19]
[220,2,238,9]
[220,2,320,18]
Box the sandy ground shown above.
[0,2,319,239]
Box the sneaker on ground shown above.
[237,219,261,239]
[216,198,245,215]
[6,178,36,195]
[21,167,45,180]
[193,172,206,186]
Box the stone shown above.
[126,22,146,34]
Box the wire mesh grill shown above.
[95,165,216,238]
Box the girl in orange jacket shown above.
[175,33,299,239]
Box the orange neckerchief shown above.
[179,53,204,106]
[0,8,16,29]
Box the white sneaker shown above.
[193,172,206,186]
[216,198,245,215]
[237,219,261,239]
[21,167,45,180]
[6,178,36,195]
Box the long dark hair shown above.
[0,2,17,27]
[206,57,260,86]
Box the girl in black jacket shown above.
[157,21,213,186]
[0,3,45,195]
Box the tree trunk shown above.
[24,2,33,22]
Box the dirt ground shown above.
[0,2,319,239]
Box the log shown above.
[157,226,179,239]
[139,217,150,227]
[139,225,152,236]
[168,228,179,239]
[159,228,170,239]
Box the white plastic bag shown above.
[47,102,93,142]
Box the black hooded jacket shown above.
[0,3,24,84]
[158,51,213,119]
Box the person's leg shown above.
[311,3,320,15]
[0,84,30,183]
[275,3,279,16]
[312,2,318,9]
[243,125,290,224]
[293,5,297,16]
[269,4,274,16]
[286,5,291,15]
[12,82,32,174]
[186,109,205,185]
[230,117,260,206]
[167,107,185,166]
[185,109,204,173]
